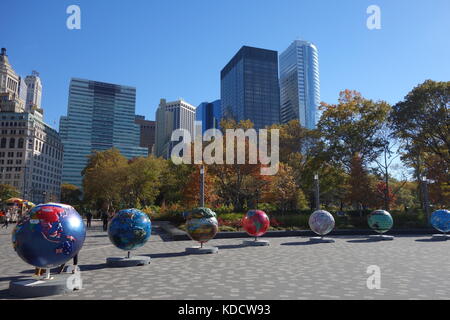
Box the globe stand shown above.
[185,242,219,254]
[243,236,270,247]
[9,268,82,298]
[310,235,335,243]
[431,233,449,241]
[106,251,151,267]
[369,234,394,241]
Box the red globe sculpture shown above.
[242,210,270,238]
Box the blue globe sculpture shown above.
[431,209,450,233]
[12,203,86,269]
[108,209,151,251]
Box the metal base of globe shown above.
[106,256,151,267]
[9,272,82,298]
[369,234,394,241]
[185,246,219,254]
[431,234,449,241]
[243,239,270,246]
[310,236,335,243]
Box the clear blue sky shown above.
[2,0,449,129]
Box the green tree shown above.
[390,80,450,166]
[318,90,391,170]
[0,184,20,202]
[60,183,82,206]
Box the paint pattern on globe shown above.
[368,210,393,234]
[430,209,450,233]
[242,210,270,237]
[309,210,335,236]
[12,203,86,269]
[108,209,152,251]
[185,207,218,243]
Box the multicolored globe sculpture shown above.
[368,210,393,234]
[242,210,270,237]
[430,209,450,233]
[12,203,86,269]
[185,207,218,244]
[108,209,152,251]
[309,210,335,236]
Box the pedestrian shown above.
[58,254,79,274]
[101,211,108,231]
[1,211,9,229]
[86,211,93,228]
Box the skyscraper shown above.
[0,48,25,112]
[135,115,156,155]
[221,46,280,130]
[60,78,148,187]
[279,40,320,129]
[25,71,43,111]
[155,99,196,159]
[195,99,221,135]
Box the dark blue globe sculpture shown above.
[431,209,450,233]
[108,209,151,251]
[12,203,86,269]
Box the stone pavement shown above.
[0,222,449,300]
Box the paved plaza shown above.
[0,222,449,300]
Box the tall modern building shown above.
[155,99,196,159]
[60,78,148,187]
[135,115,156,155]
[221,46,280,130]
[0,48,63,203]
[195,99,221,135]
[279,40,320,129]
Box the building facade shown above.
[0,48,63,203]
[60,78,148,187]
[279,40,320,129]
[155,99,196,159]
[135,115,156,155]
[195,99,221,135]
[221,46,280,130]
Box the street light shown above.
[314,173,320,211]
[421,176,431,226]
[199,165,205,207]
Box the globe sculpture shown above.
[368,210,393,234]
[430,209,450,234]
[108,209,152,252]
[309,210,335,236]
[185,207,219,244]
[12,203,86,269]
[243,210,270,237]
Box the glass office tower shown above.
[221,46,280,130]
[279,40,320,129]
[195,99,221,134]
[60,78,148,187]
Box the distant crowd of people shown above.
[83,210,115,231]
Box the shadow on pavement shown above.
[79,263,108,271]
[146,252,190,259]
[281,241,323,246]
[0,275,29,283]
[346,239,380,243]
[216,244,246,250]
[415,238,447,243]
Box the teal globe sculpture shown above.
[431,209,450,233]
[368,210,393,234]
[108,209,151,251]
[309,210,335,236]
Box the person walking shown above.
[58,254,79,274]
[101,211,108,232]
[1,211,9,229]
[86,211,93,228]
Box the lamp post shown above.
[200,165,205,207]
[421,176,431,226]
[314,173,320,211]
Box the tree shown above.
[0,184,20,202]
[390,80,450,166]
[262,163,298,211]
[82,148,128,212]
[182,165,219,209]
[345,153,376,211]
[318,90,391,170]
[60,183,82,206]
